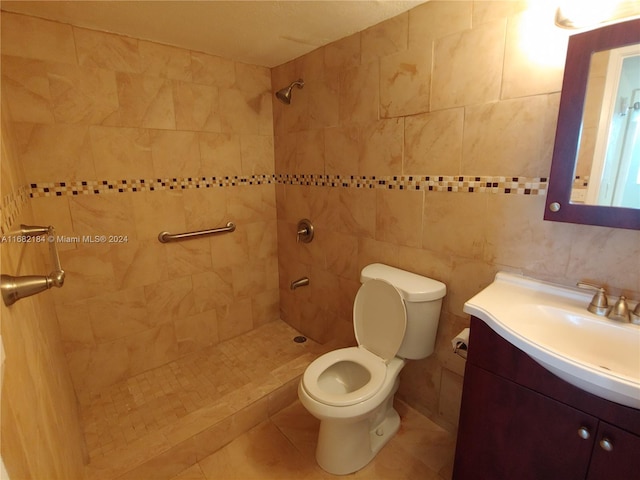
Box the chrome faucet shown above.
[577,282,610,317]
[608,296,631,322]
[578,281,638,323]
[290,277,309,290]
[632,303,640,325]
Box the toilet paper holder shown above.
[452,328,470,359]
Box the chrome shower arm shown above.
[275,78,304,104]
[47,227,64,277]
[1,274,56,306]
[20,224,51,237]
[1,225,65,306]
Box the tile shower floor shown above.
[81,320,329,479]
[80,319,456,479]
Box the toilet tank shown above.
[361,263,446,360]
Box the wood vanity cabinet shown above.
[453,316,640,480]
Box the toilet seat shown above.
[353,279,407,362]
[302,279,407,407]
[302,347,387,407]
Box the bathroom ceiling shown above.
[1,0,429,67]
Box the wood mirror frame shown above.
[544,18,640,230]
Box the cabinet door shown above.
[587,422,640,480]
[454,364,597,480]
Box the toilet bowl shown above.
[298,263,446,475]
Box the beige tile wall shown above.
[1,11,278,399]
[2,2,640,458]
[273,0,640,429]
[1,94,87,478]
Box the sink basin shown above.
[464,272,640,409]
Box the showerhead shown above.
[275,79,304,104]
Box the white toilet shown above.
[298,263,446,475]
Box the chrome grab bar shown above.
[1,224,65,306]
[158,222,236,243]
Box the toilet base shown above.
[315,388,400,475]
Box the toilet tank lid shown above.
[360,263,446,302]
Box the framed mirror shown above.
[545,18,640,230]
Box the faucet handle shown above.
[296,219,314,244]
[577,282,610,316]
[609,296,630,322]
[631,303,640,325]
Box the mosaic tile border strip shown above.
[27,174,548,198]
[28,174,277,198]
[1,185,30,234]
[3,174,547,232]
[280,174,548,195]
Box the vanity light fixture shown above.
[555,0,640,29]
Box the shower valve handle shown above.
[296,219,314,243]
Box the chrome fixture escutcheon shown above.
[296,219,314,243]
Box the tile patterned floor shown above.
[80,319,456,479]
[170,400,456,480]
[80,321,323,459]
